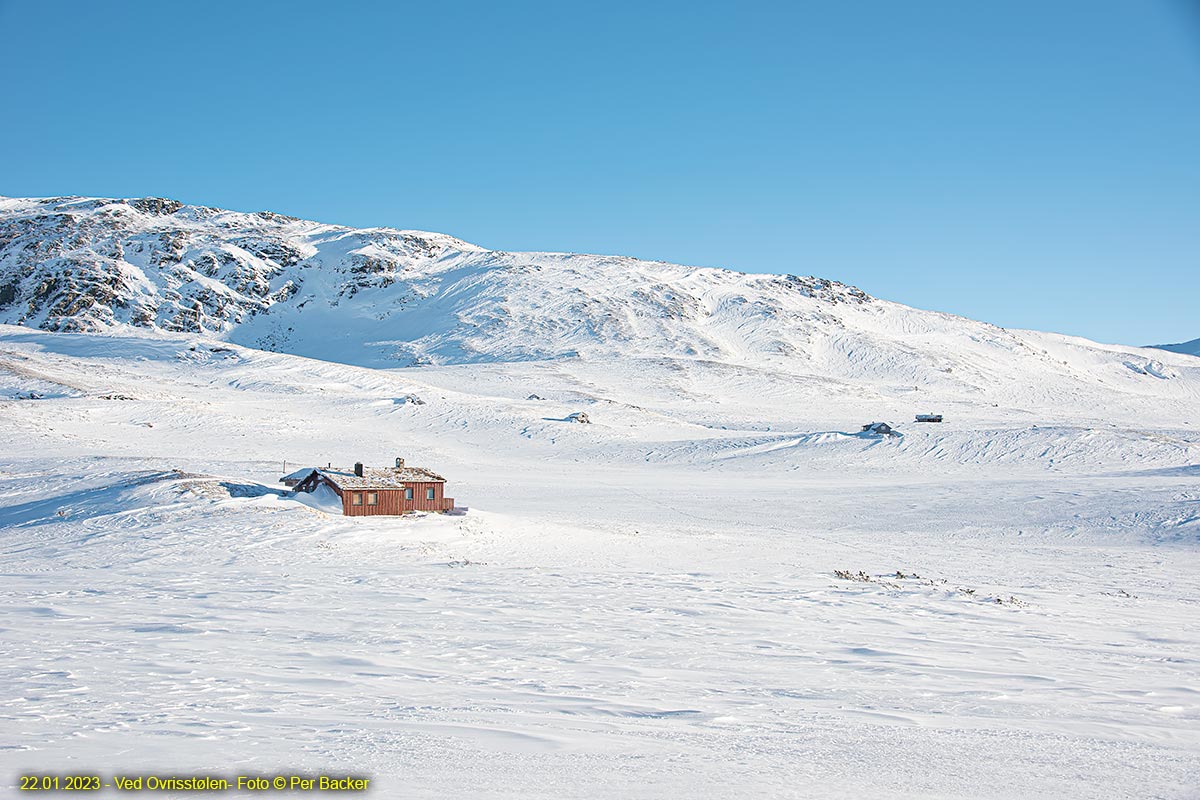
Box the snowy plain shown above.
[1,322,1199,800]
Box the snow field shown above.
[1,326,1198,798]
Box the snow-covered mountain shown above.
[1,194,1197,424]
[0,195,872,363]
[1154,337,1200,357]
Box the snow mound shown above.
[294,483,343,515]
[1125,359,1178,379]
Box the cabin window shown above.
[426,487,436,500]
[352,492,363,506]
[404,488,414,500]
[366,492,378,506]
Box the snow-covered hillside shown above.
[0,194,865,366]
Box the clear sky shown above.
[1,0,1197,346]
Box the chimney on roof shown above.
[354,462,364,477]
[395,457,405,468]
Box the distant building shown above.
[861,422,898,436]
[915,414,944,423]
[294,458,455,516]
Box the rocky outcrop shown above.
[0,196,473,337]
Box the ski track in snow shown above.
[0,326,1199,799]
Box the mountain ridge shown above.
[0,194,874,363]
[1153,337,1200,357]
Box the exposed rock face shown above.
[130,197,184,215]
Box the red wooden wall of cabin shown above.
[341,488,405,516]
[340,482,453,516]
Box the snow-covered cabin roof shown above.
[281,467,317,482]
[317,466,446,490]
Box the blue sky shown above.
[2,0,1197,345]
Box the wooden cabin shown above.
[915,414,944,423]
[294,458,454,516]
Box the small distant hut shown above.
[915,413,944,423]
[861,422,898,436]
